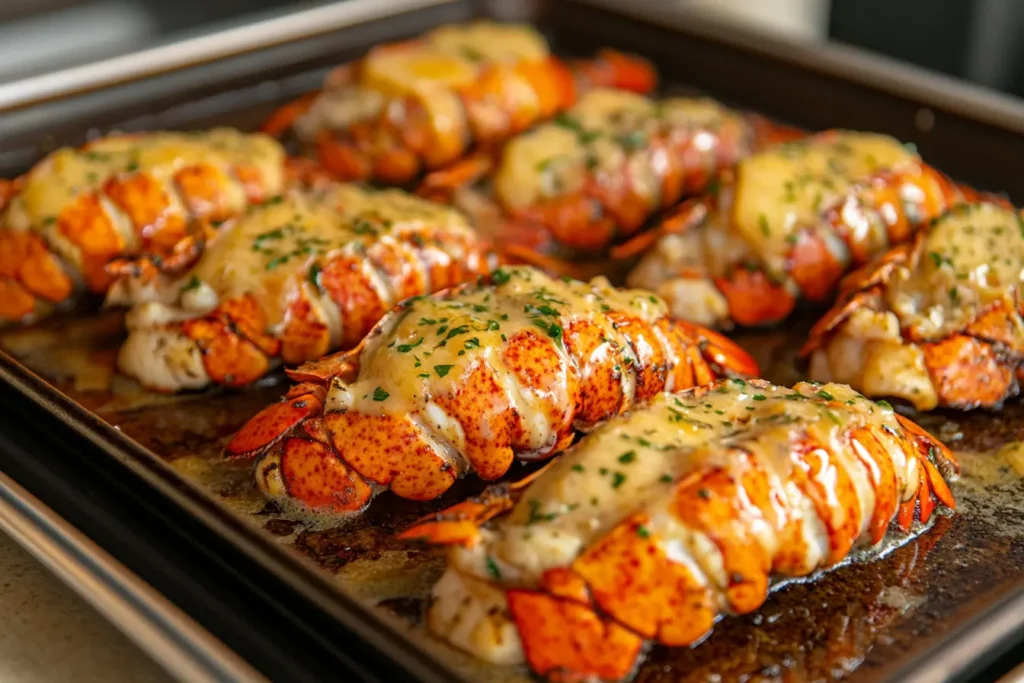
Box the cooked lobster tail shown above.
[803,201,1024,410]
[225,266,759,514]
[622,130,990,329]
[262,22,657,185]
[0,129,293,325]
[399,379,957,681]
[418,92,802,272]
[116,184,496,392]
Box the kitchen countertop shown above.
[0,532,173,683]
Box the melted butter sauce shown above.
[3,129,285,236]
[494,90,744,211]
[466,381,907,582]
[997,442,1024,478]
[732,131,913,267]
[182,185,473,326]
[335,266,666,428]
[423,21,548,64]
[299,22,548,142]
[889,202,1024,339]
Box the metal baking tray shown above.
[1,1,1023,681]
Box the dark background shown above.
[4,0,1024,100]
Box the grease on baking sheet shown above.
[2,312,1022,682]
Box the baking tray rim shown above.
[0,1,1022,680]
[0,344,466,683]
[0,0,462,113]
[0,469,267,683]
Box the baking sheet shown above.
[2,308,1021,682]
[1,1,1023,679]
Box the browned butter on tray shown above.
[2,311,1021,683]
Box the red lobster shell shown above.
[400,379,957,681]
[225,266,759,513]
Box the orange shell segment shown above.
[506,590,644,683]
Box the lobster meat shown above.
[263,21,656,185]
[621,130,995,328]
[804,202,1024,410]
[400,379,958,682]
[116,184,495,392]
[0,129,309,325]
[418,89,801,270]
[225,266,759,513]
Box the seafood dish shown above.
[622,130,999,328]
[418,88,800,271]
[114,183,496,392]
[804,201,1024,411]
[2,12,1022,683]
[226,266,759,512]
[0,129,317,325]
[263,21,656,184]
[400,379,958,681]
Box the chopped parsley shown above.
[433,364,454,378]
[636,525,651,539]
[533,319,563,342]
[618,130,647,151]
[265,254,290,270]
[526,498,557,525]
[372,387,389,402]
[485,555,502,580]
[252,228,285,251]
[618,450,637,464]
[815,390,834,401]
[307,262,323,290]
[397,337,424,353]
[180,275,201,293]
[461,46,484,62]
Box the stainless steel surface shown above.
[0,472,266,683]
[0,0,457,112]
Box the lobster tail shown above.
[626,130,978,329]
[226,266,758,513]
[420,90,765,273]
[117,184,496,392]
[0,129,290,326]
[263,22,657,185]
[403,379,957,680]
[804,202,1024,410]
